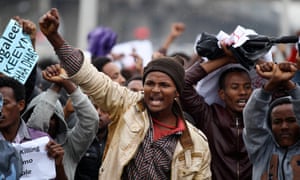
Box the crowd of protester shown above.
[1,7,300,180]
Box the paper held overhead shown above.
[195,25,299,69]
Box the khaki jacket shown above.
[70,57,212,180]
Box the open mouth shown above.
[279,133,291,138]
[237,99,247,107]
[149,97,163,106]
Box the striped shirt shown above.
[121,121,181,180]
[56,43,83,76]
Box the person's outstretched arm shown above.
[243,62,297,162]
[43,64,99,160]
[39,8,143,121]
[39,8,83,77]
[158,22,185,55]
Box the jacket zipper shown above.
[236,117,240,180]
[281,149,288,180]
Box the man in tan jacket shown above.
[39,8,212,179]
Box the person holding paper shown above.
[0,76,66,179]
[22,64,99,180]
[180,46,253,179]
[9,16,40,106]
[39,8,211,179]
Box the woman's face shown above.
[143,71,178,116]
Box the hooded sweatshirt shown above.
[243,87,300,180]
[22,87,99,180]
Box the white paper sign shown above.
[111,40,153,68]
[214,25,257,48]
[13,136,56,180]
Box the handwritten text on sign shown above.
[0,19,38,84]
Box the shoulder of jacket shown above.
[134,96,146,112]
[186,121,208,142]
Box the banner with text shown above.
[0,19,39,84]
[13,136,56,180]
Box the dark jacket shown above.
[75,129,108,180]
[180,62,252,180]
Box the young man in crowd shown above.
[243,61,300,179]
[22,64,99,180]
[0,76,66,179]
[180,52,253,179]
[38,8,212,179]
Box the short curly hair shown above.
[0,76,25,102]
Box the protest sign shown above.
[13,136,56,180]
[0,19,39,84]
[111,40,153,68]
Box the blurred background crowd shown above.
[0,0,299,62]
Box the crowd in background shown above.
[1,6,300,180]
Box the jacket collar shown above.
[135,99,194,150]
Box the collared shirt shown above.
[0,119,48,143]
[153,117,186,141]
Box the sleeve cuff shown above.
[289,85,300,99]
[255,88,272,102]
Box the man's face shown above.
[102,62,126,86]
[219,72,252,114]
[95,106,111,130]
[271,103,300,147]
[0,87,24,130]
[127,80,143,92]
[143,71,178,115]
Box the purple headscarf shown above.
[87,27,117,58]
